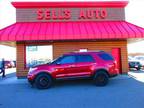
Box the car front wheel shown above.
[35,73,53,89]
[93,71,109,86]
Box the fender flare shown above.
[93,69,110,77]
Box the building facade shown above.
[0,1,144,78]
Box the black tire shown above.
[93,71,109,86]
[35,73,53,89]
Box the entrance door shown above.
[111,48,122,74]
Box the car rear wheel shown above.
[35,73,53,89]
[93,71,109,86]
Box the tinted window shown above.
[76,55,94,63]
[50,56,63,65]
[98,53,114,61]
[59,56,75,64]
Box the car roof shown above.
[63,51,106,55]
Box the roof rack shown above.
[71,50,105,53]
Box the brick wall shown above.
[17,42,29,77]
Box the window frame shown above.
[25,45,53,68]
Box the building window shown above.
[26,45,53,68]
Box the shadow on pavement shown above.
[0,72,16,80]
[1,72,144,108]
[1,74,144,108]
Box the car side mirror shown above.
[56,62,61,65]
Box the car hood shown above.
[33,64,50,68]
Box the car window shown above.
[76,55,94,63]
[98,53,114,61]
[59,55,76,64]
[50,56,63,65]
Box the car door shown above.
[54,55,77,78]
[74,55,95,76]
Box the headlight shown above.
[29,67,38,73]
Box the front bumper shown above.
[129,65,141,68]
[27,74,35,85]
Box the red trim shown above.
[12,1,128,8]
[1,21,144,41]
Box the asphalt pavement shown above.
[0,70,144,108]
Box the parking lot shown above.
[0,70,144,108]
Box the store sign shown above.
[16,8,125,22]
[37,8,107,20]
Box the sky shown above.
[0,0,144,60]
[0,45,16,60]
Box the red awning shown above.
[0,21,144,41]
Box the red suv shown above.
[28,51,119,89]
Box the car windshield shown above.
[49,56,63,65]
[135,57,144,60]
